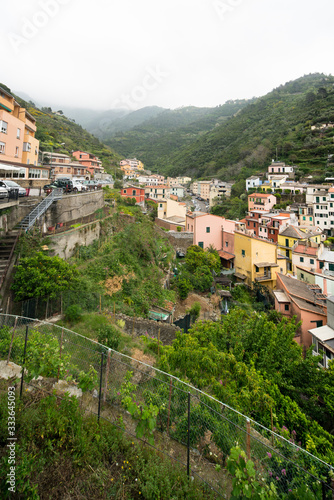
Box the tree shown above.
[11,252,79,301]
[114,179,123,189]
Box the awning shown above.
[234,272,247,280]
[0,164,22,171]
[255,262,279,268]
[148,311,170,321]
[218,250,234,260]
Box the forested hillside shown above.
[106,73,334,181]
[105,101,252,170]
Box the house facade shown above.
[274,273,327,350]
[0,86,40,172]
[185,213,225,250]
[234,231,285,289]
[120,186,145,205]
[72,150,103,176]
[248,193,276,212]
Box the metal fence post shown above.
[187,392,190,477]
[246,418,251,460]
[20,325,29,398]
[98,352,104,423]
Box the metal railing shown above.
[1,313,333,499]
[18,188,63,232]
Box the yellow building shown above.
[277,226,323,274]
[234,231,287,289]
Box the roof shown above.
[293,245,318,256]
[218,250,234,260]
[248,193,273,198]
[277,273,327,313]
[279,226,304,238]
[308,325,334,350]
[319,250,334,263]
[273,290,290,303]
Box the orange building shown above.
[72,150,103,176]
[0,86,39,169]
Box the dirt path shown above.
[174,292,221,321]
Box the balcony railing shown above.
[255,271,272,281]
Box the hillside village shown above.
[2,78,334,498]
[0,82,334,369]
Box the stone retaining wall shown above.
[114,313,180,345]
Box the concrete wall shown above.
[46,221,102,259]
[155,227,193,252]
[4,191,104,231]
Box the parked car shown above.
[0,180,26,197]
[72,180,87,192]
[0,185,8,199]
[82,180,102,190]
[44,178,74,193]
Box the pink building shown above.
[248,192,276,212]
[274,273,327,351]
[185,212,226,250]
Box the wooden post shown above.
[45,296,49,320]
[246,419,251,460]
[7,316,18,364]
[167,377,173,435]
[57,329,64,383]
[158,328,160,358]
[103,349,111,402]
[99,295,102,312]
[5,296,10,315]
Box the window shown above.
[16,128,21,139]
[300,257,304,262]
[23,142,31,152]
[310,259,314,264]
[303,216,306,220]
[198,242,204,249]
[15,146,19,157]
[0,142,5,154]
[285,239,289,247]
[242,249,245,257]
[123,189,126,194]
[301,273,304,279]
[329,263,334,272]
[132,190,136,196]
[35,147,38,155]
[255,265,259,273]
[0,121,8,134]
[319,262,324,269]
[206,227,210,233]
[159,203,163,208]
[316,197,320,202]
[284,304,289,311]
[225,241,228,247]
[29,169,41,179]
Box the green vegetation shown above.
[11,252,79,301]
[9,88,122,174]
[172,245,221,299]
[106,101,252,172]
[70,215,175,317]
[158,308,334,464]
[106,73,334,182]
[0,390,215,499]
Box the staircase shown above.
[18,188,63,232]
[0,231,20,291]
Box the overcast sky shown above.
[1,0,334,111]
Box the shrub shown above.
[97,324,121,350]
[64,304,83,323]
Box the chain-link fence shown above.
[1,313,333,498]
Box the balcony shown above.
[255,271,272,282]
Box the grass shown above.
[0,388,217,499]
